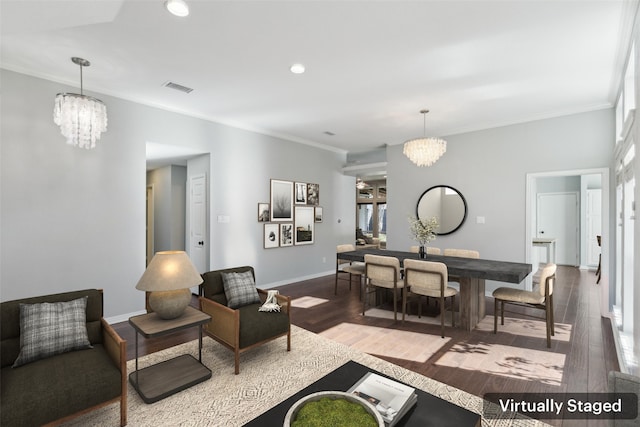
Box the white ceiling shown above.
[1,0,636,155]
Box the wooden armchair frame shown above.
[199,272,291,375]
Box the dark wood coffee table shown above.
[243,360,480,426]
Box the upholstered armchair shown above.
[198,266,291,374]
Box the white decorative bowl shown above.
[283,390,384,427]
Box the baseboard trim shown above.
[609,312,638,375]
[106,309,146,325]
[105,270,336,324]
[609,312,627,374]
[262,269,336,290]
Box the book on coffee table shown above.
[348,372,417,427]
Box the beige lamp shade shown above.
[135,251,203,319]
[136,251,203,292]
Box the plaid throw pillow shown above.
[222,271,261,309]
[13,296,92,368]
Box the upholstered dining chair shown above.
[492,263,557,348]
[443,248,480,287]
[336,244,366,295]
[443,248,480,258]
[404,259,457,338]
[363,254,405,322]
[409,246,442,255]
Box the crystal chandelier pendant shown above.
[53,57,107,149]
[403,137,447,167]
[53,93,107,149]
[403,110,446,167]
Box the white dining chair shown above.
[363,254,405,322]
[492,263,557,348]
[404,259,457,338]
[335,244,365,295]
[409,246,441,255]
[443,248,479,288]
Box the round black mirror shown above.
[416,185,467,235]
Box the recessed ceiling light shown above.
[165,0,189,17]
[290,63,306,74]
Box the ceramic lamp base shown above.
[149,288,191,319]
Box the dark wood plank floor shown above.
[113,265,618,426]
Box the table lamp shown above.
[135,250,203,319]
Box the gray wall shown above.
[387,109,614,292]
[0,68,615,320]
[1,70,354,320]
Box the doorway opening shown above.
[525,168,610,313]
[145,142,211,275]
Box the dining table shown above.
[337,248,532,331]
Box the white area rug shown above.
[291,296,329,308]
[319,322,450,363]
[62,325,549,427]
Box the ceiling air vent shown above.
[163,81,194,94]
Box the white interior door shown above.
[537,192,579,266]
[586,189,602,267]
[189,174,207,275]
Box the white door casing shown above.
[586,189,602,267]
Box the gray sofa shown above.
[1,289,127,426]
[198,266,291,374]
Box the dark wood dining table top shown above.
[337,248,532,284]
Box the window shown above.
[613,39,636,374]
[616,43,636,144]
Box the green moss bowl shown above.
[283,391,384,427]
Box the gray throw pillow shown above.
[13,296,92,368]
[222,271,261,309]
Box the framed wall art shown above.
[314,206,323,223]
[280,223,293,247]
[264,223,280,248]
[258,203,270,222]
[295,182,308,204]
[307,183,319,205]
[294,205,315,245]
[270,179,293,221]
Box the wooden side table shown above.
[129,306,212,403]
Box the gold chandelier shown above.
[403,110,446,167]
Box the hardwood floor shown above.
[113,265,618,426]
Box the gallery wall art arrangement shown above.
[258,180,323,249]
